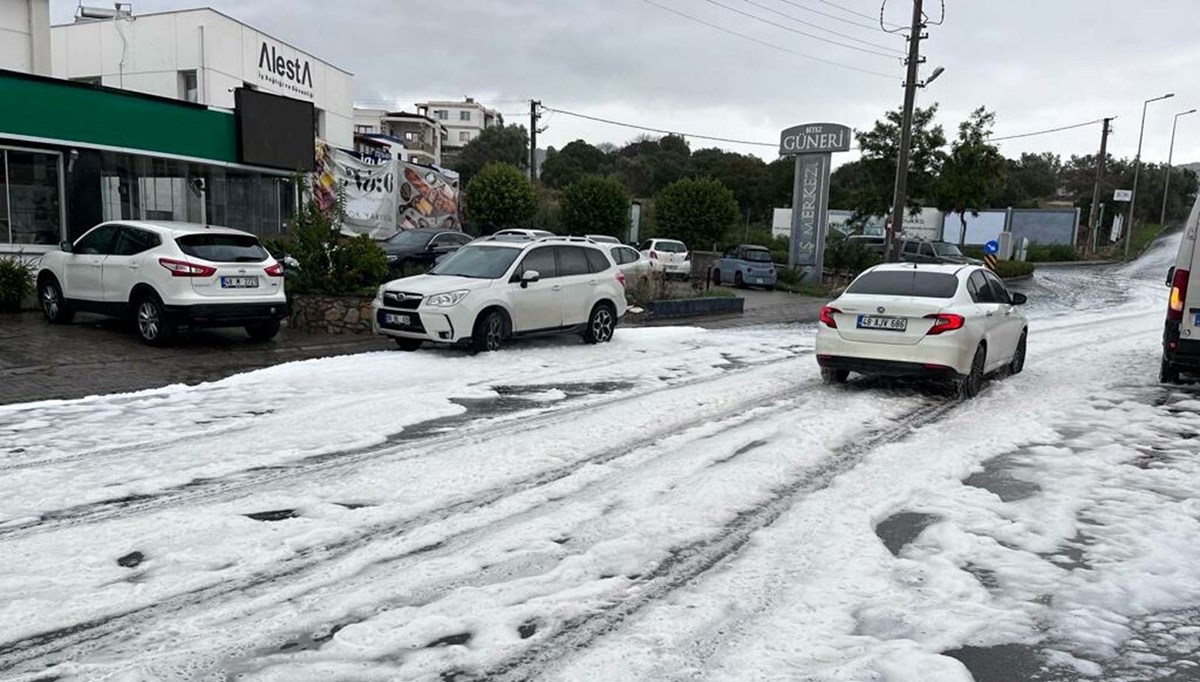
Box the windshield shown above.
[429,245,520,279]
[933,242,964,257]
[387,230,432,246]
[846,270,959,298]
[743,249,772,262]
[654,241,686,253]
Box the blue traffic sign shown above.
[984,240,1000,255]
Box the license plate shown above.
[1195,312,1200,326]
[220,276,259,288]
[384,313,411,327]
[857,315,907,332]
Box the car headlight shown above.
[426,290,469,307]
[386,254,398,262]
[373,286,385,305]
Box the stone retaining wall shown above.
[289,294,374,335]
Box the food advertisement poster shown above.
[397,162,460,231]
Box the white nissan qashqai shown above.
[816,263,1029,398]
[36,221,286,345]
[372,235,628,353]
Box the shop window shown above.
[178,70,198,103]
[1,149,63,246]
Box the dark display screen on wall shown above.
[234,88,315,171]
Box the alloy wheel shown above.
[41,283,59,320]
[138,301,160,341]
[591,307,614,342]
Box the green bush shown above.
[655,177,739,249]
[0,254,35,312]
[1026,243,1077,262]
[995,260,1035,278]
[287,182,389,295]
[824,231,881,278]
[465,163,538,234]
[559,176,629,237]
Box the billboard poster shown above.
[397,162,461,231]
[312,143,398,239]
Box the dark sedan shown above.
[380,229,474,270]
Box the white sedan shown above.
[815,263,1028,398]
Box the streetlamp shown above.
[1125,92,1175,259]
[1159,108,1196,228]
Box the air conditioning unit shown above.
[76,3,132,22]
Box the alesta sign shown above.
[779,123,852,156]
[257,41,314,99]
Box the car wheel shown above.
[712,269,721,286]
[38,276,74,324]
[821,367,849,384]
[135,294,176,346]
[734,272,744,288]
[1009,331,1027,375]
[470,310,505,354]
[583,302,616,344]
[1160,356,1182,385]
[395,337,423,352]
[245,318,281,342]
[957,344,987,399]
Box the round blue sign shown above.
[984,240,1000,255]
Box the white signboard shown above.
[333,150,398,239]
[1114,189,1133,202]
[245,35,315,100]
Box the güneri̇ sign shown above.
[779,123,852,283]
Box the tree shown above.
[995,152,1061,208]
[690,148,772,221]
[851,105,947,224]
[654,177,739,249]
[614,134,693,198]
[453,125,529,185]
[935,107,1008,245]
[559,176,630,237]
[465,163,537,234]
[540,140,612,189]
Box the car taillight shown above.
[1168,268,1189,321]
[819,306,840,328]
[616,270,626,287]
[649,250,658,260]
[925,313,965,335]
[683,251,691,261]
[264,262,284,277]
[158,257,216,277]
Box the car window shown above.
[516,246,558,280]
[449,233,473,245]
[176,234,268,262]
[902,241,919,255]
[556,246,590,276]
[969,271,997,303]
[742,249,772,263]
[609,247,628,264]
[639,240,653,251]
[725,248,738,258]
[934,242,964,257]
[654,240,686,253]
[386,229,431,246]
[983,271,1012,304]
[846,270,960,298]
[74,225,120,255]
[919,243,935,257]
[583,247,610,273]
[623,247,641,263]
[432,245,521,279]
[112,227,160,256]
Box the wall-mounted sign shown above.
[1113,189,1133,202]
[248,37,315,100]
[779,123,852,157]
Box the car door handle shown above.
[588,279,598,285]
[127,263,140,270]
[551,285,562,291]
[985,311,995,317]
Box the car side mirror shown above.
[520,270,540,288]
[1166,266,1175,286]
[60,240,73,253]
[1011,292,1027,305]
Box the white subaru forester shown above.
[372,236,628,352]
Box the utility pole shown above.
[885,0,925,263]
[1085,117,1112,258]
[1125,93,1174,259]
[529,100,542,184]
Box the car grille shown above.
[383,291,423,310]
[376,309,426,333]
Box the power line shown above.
[813,0,895,25]
[639,0,897,78]
[542,106,779,147]
[776,0,895,31]
[740,0,904,53]
[701,0,901,58]
[985,118,1106,143]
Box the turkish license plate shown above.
[1194,312,1200,326]
[857,315,907,332]
[384,313,411,327]
[220,276,259,288]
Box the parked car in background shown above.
[493,229,555,239]
[1161,195,1200,383]
[712,244,777,289]
[639,238,691,279]
[847,234,886,255]
[897,238,983,265]
[816,263,1028,398]
[607,243,651,287]
[380,228,473,270]
[36,221,286,346]
[373,236,627,353]
[585,234,621,244]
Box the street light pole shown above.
[1159,108,1196,228]
[1125,92,1174,259]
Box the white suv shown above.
[372,236,628,352]
[36,221,286,345]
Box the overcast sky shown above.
[51,0,1200,167]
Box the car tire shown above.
[583,302,616,344]
[821,367,849,384]
[470,310,505,354]
[711,269,721,286]
[38,276,74,325]
[134,293,176,346]
[395,337,423,352]
[1009,331,1027,375]
[957,344,987,399]
[245,318,281,342]
[734,272,744,288]
[1160,356,1182,385]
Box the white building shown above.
[416,98,504,149]
[353,107,446,166]
[0,0,51,75]
[51,6,354,148]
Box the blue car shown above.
[712,245,778,289]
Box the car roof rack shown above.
[534,235,597,244]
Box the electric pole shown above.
[886,0,925,263]
[529,100,542,183]
[1085,117,1112,257]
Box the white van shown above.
[1161,196,1200,383]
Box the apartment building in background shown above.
[416,98,504,149]
[353,108,446,166]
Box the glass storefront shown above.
[0,147,64,246]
